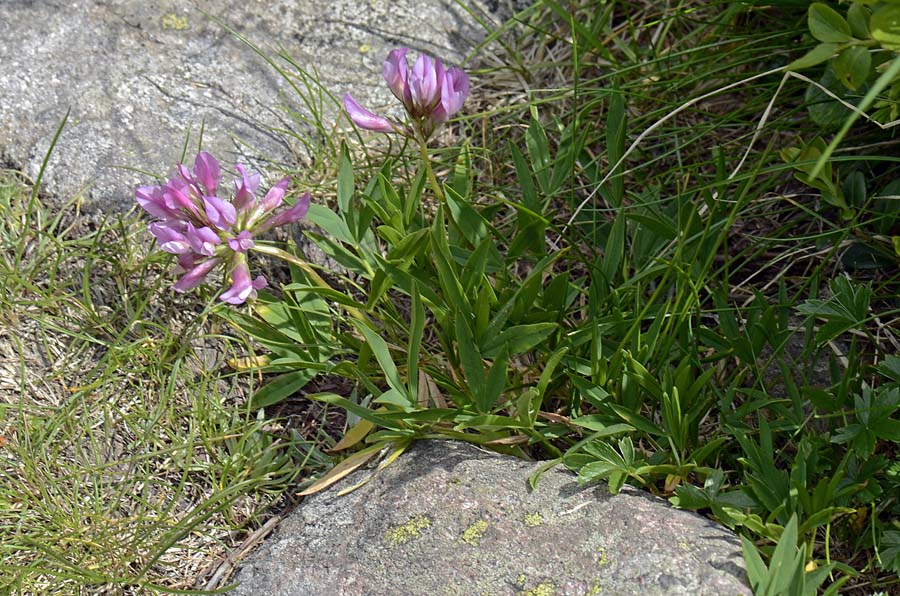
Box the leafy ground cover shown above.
[1,1,899,594]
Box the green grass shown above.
[0,171,331,593]
[3,0,900,594]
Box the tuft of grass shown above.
[0,169,330,594]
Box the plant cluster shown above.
[3,0,899,594]
[140,3,900,585]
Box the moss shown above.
[461,519,489,546]
[160,13,189,31]
[385,515,431,546]
[523,512,544,527]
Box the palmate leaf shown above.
[879,530,900,574]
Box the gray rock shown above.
[230,440,750,596]
[0,0,503,214]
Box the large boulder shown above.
[0,0,500,213]
[230,440,750,595]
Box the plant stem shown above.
[420,140,446,205]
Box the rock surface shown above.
[230,440,750,596]
[0,0,503,213]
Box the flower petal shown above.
[135,185,173,219]
[163,178,194,211]
[440,67,469,120]
[233,163,261,212]
[227,230,255,253]
[203,195,237,229]
[150,222,191,254]
[383,48,411,106]
[220,259,254,304]
[173,257,220,292]
[259,175,291,212]
[344,94,395,133]
[186,223,221,257]
[258,192,311,232]
[411,54,443,112]
[193,151,221,196]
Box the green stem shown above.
[420,141,446,204]
[250,243,368,324]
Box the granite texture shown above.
[230,440,750,596]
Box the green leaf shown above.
[354,323,408,402]
[526,113,552,194]
[481,323,556,359]
[787,42,839,71]
[741,535,770,594]
[444,184,489,246]
[308,392,406,430]
[601,211,626,284]
[847,3,871,39]
[455,313,486,404]
[833,46,871,90]
[509,140,538,211]
[872,4,900,50]
[606,90,626,207]
[306,203,355,246]
[407,285,424,401]
[250,370,316,410]
[337,142,354,215]
[450,142,473,201]
[480,348,509,413]
[570,417,634,436]
[430,217,467,310]
[808,3,852,43]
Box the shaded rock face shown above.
[231,441,750,596]
[0,0,501,213]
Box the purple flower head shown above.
[435,67,469,123]
[346,48,469,140]
[137,151,311,305]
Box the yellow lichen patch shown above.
[385,515,431,546]
[587,582,603,595]
[517,573,527,586]
[461,519,489,545]
[518,580,555,596]
[596,548,609,568]
[161,13,189,31]
[523,512,544,527]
